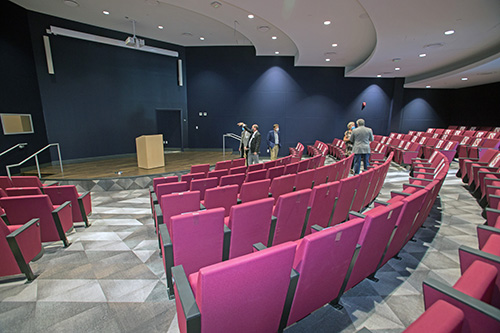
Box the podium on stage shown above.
[136,134,165,169]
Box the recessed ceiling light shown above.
[275,51,280,55]
[63,0,79,7]
[331,43,338,47]
[377,74,382,78]
[272,36,277,40]
[248,14,254,19]
[419,53,427,57]
[324,20,331,25]
[392,58,401,62]
[210,1,222,8]
[200,37,205,40]
[102,10,110,15]
[326,58,331,62]
[444,30,455,35]
[424,43,444,49]
[426,85,431,88]
[461,77,468,81]
[182,32,193,37]
[158,25,164,29]
[395,67,401,71]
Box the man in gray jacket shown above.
[350,118,374,174]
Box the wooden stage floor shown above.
[37,151,239,180]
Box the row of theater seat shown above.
[0,176,92,281]
[289,142,305,159]
[168,151,447,332]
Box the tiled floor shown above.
[0,159,484,332]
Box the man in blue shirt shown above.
[267,124,281,161]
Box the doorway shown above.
[156,109,183,151]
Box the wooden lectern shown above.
[136,134,165,169]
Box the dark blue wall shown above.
[186,46,397,155]
[26,11,188,161]
[0,1,49,176]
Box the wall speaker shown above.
[178,59,183,86]
[43,35,55,75]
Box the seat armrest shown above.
[43,181,59,187]
[391,191,411,198]
[223,225,231,261]
[374,200,389,207]
[51,201,71,247]
[252,242,267,252]
[200,203,206,210]
[6,218,40,239]
[413,171,435,176]
[403,183,426,189]
[52,200,71,213]
[78,191,91,200]
[149,185,154,193]
[267,216,278,247]
[1,214,9,225]
[349,211,365,220]
[6,218,41,282]
[279,269,300,332]
[171,265,201,332]
[311,224,324,232]
[155,204,163,226]
[410,177,433,183]
[159,224,175,299]
[237,198,242,204]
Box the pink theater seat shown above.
[0,176,14,190]
[345,200,405,291]
[287,218,364,326]
[231,158,246,168]
[43,185,92,228]
[190,177,219,200]
[238,179,271,204]
[202,184,239,217]
[270,189,312,246]
[190,163,210,176]
[159,207,228,299]
[228,166,247,175]
[294,169,316,191]
[1,217,43,281]
[155,190,200,237]
[327,162,341,182]
[172,242,297,333]
[151,181,189,220]
[312,164,332,186]
[5,187,43,196]
[296,159,310,172]
[301,181,340,237]
[150,175,178,195]
[0,195,73,247]
[180,172,206,188]
[246,163,264,172]
[263,160,277,169]
[206,169,228,183]
[363,164,385,207]
[219,174,245,192]
[283,161,299,175]
[330,175,360,227]
[266,165,285,182]
[244,169,267,183]
[10,176,57,188]
[350,168,375,212]
[269,174,296,204]
[404,300,464,333]
[214,160,232,170]
[225,197,274,259]
[422,260,500,332]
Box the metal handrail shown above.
[6,143,63,179]
[0,143,28,157]
[222,133,241,157]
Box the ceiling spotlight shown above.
[326,58,331,62]
[331,43,338,47]
[395,67,401,71]
[461,77,468,81]
[158,25,164,29]
[182,32,193,37]
[63,0,79,7]
[426,85,431,88]
[210,1,222,8]
[376,74,382,78]
[102,10,110,15]
[419,53,427,57]
[200,36,205,40]
[248,14,254,19]
[324,20,331,25]
[272,36,277,40]
[444,30,455,35]
[275,51,280,55]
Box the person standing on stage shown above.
[237,122,261,165]
[267,124,281,161]
[350,118,373,174]
[239,126,251,159]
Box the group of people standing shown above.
[236,118,373,175]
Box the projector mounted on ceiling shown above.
[125,19,145,48]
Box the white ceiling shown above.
[10,0,500,89]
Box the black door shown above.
[156,109,183,150]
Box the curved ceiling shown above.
[10,0,500,89]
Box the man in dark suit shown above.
[267,124,281,161]
[350,118,374,174]
[237,122,261,165]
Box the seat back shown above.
[330,175,360,226]
[43,185,90,223]
[266,165,285,182]
[190,177,219,200]
[350,169,375,212]
[10,176,43,188]
[269,174,296,203]
[231,158,246,168]
[156,181,189,201]
[180,172,206,188]
[214,160,232,170]
[297,159,310,172]
[328,162,341,182]
[160,191,201,235]
[190,163,210,175]
[363,166,383,207]
[171,207,225,278]
[341,154,354,179]
[244,169,267,183]
[345,200,405,290]
[203,184,239,217]
[272,189,312,245]
[5,187,43,196]
[226,198,274,259]
[263,160,277,169]
[287,218,364,325]
[229,166,247,175]
[207,169,229,182]
[153,176,178,192]
[0,176,14,190]
[238,179,271,203]
[294,169,315,191]
[284,162,299,175]
[303,181,340,235]
[247,163,264,172]
[188,242,296,333]
[219,174,245,192]
[313,164,331,186]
